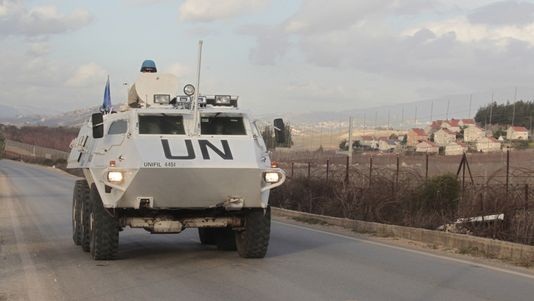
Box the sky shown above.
[1,0,534,117]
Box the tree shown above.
[475,100,534,128]
[339,139,348,151]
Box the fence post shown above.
[396,155,400,192]
[291,162,294,178]
[345,156,349,183]
[307,162,311,178]
[525,184,529,212]
[369,156,373,187]
[506,149,510,196]
[326,159,330,181]
[425,153,429,181]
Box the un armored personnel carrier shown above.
[68,48,286,260]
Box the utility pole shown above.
[414,106,418,127]
[468,94,472,118]
[401,105,404,125]
[446,99,450,120]
[512,87,517,126]
[489,90,494,126]
[347,116,353,163]
[374,111,378,137]
[430,101,434,123]
[363,113,366,136]
[387,109,390,129]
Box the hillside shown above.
[0,124,79,152]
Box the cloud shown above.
[179,0,268,22]
[240,0,534,92]
[0,0,92,37]
[468,1,534,26]
[66,63,107,87]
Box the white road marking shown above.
[274,220,534,281]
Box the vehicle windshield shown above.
[200,115,246,135]
[138,114,185,135]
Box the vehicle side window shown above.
[108,120,128,135]
[139,115,185,135]
[201,116,246,135]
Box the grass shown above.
[292,216,329,225]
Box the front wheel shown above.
[89,184,119,260]
[235,207,271,258]
[72,180,84,245]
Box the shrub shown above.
[409,174,460,228]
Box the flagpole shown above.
[192,40,203,136]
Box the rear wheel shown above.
[79,181,91,252]
[236,207,271,258]
[198,228,217,245]
[216,228,237,251]
[89,184,119,260]
[72,180,83,245]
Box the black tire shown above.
[79,181,91,252]
[236,207,271,258]
[198,228,217,245]
[72,180,83,245]
[216,228,237,251]
[89,184,119,260]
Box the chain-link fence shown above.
[270,150,534,245]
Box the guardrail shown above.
[272,207,534,265]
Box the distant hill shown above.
[0,106,98,127]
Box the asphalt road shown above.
[1,159,533,301]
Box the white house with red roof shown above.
[464,126,485,142]
[459,119,476,127]
[445,142,468,156]
[416,141,439,154]
[434,128,456,146]
[407,128,428,147]
[506,126,529,140]
[475,137,501,152]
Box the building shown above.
[464,126,485,142]
[506,126,529,140]
[433,128,456,146]
[459,119,476,127]
[357,135,378,149]
[441,119,461,133]
[416,141,439,154]
[407,128,427,147]
[378,138,398,152]
[475,137,501,152]
[445,142,467,156]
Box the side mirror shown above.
[273,118,286,145]
[92,113,104,139]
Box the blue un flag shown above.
[101,76,112,113]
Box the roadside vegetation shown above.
[270,171,534,246]
[0,124,78,152]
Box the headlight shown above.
[154,94,170,104]
[107,171,123,183]
[264,172,280,183]
[215,95,231,105]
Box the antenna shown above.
[191,40,204,136]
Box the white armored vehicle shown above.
[68,47,286,260]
